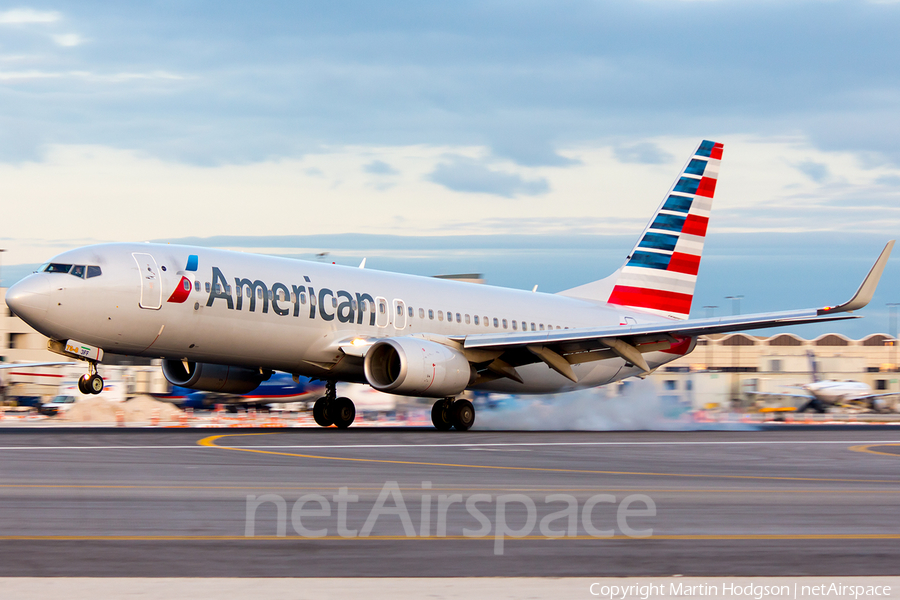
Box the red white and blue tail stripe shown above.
[560,140,722,319]
[607,140,722,319]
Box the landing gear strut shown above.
[77,362,104,395]
[432,398,475,431]
[312,381,356,429]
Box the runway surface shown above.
[1,428,899,576]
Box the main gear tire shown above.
[431,400,453,431]
[331,397,356,429]
[450,399,475,431]
[313,398,333,427]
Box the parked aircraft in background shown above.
[5,140,894,430]
[753,351,898,413]
[154,371,323,410]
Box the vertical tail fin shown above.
[559,139,723,320]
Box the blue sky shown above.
[1,1,900,336]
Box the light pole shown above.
[888,303,900,371]
[725,295,744,316]
[701,305,718,370]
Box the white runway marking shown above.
[1,439,899,451]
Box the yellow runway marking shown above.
[2,534,900,542]
[197,433,900,484]
[850,443,900,457]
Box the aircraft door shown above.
[375,296,389,328]
[393,299,406,330]
[133,252,162,310]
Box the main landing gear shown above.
[312,381,356,429]
[77,362,104,395]
[431,398,475,431]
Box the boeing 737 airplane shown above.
[4,140,895,430]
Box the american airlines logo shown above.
[203,266,378,325]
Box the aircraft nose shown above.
[5,274,50,325]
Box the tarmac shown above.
[1,428,899,577]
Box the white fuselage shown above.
[9,243,693,395]
[803,380,873,403]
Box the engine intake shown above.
[364,337,474,398]
[162,360,265,394]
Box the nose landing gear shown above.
[77,363,104,395]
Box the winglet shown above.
[818,240,894,315]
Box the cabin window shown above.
[484,316,489,327]
[456,312,461,323]
[397,304,403,316]
[428,309,434,320]
[300,293,307,304]
[474,315,479,325]
[226,286,232,295]
[205,282,211,293]
[539,324,545,330]
[332,297,337,308]
[438,311,444,321]
[194,279,200,290]
[493,318,499,328]
[310,294,316,306]
[465,314,470,324]
[419,308,425,318]
[351,299,358,310]
[512,320,517,330]
[531,322,536,331]
[379,303,386,314]
[502,319,508,329]
[408,306,414,317]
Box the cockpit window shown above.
[86,266,102,278]
[70,265,85,278]
[44,263,72,273]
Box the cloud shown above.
[364,160,398,175]
[0,70,185,82]
[796,161,830,183]
[0,8,60,24]
[52,33,83,47]
[614,142,673,165]
[428,157,549,197]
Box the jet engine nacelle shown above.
[162,360,265,394]
[364,337,474,398]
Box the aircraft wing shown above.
[455,241,894,381]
